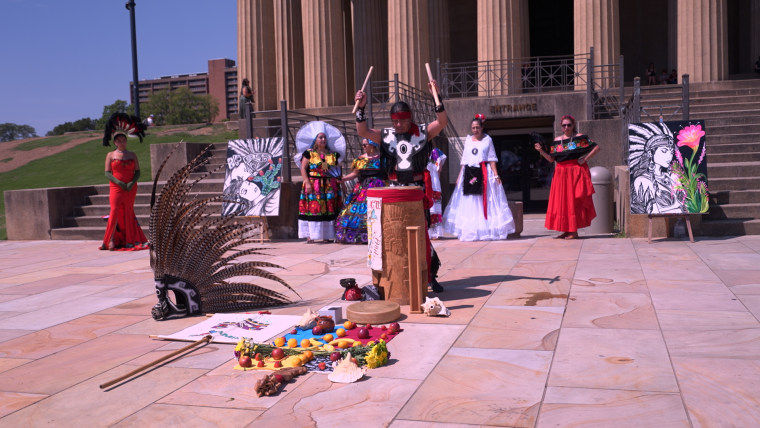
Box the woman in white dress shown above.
[443,115,515,241]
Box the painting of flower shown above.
[673,122,709,213]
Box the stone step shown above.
[709,190,760,205]
[50,226,146,242]
[75,200,226,217]
[707,133,760,144]
[704,115,760,126]
[708,152,760,162]
[707,176,760,191]
[698,219,760,236]
[88,191,222,206]
[703,203,760,220]
[708,142,760,154]
[707,162,760,178]
[705,123,760,135]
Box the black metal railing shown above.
[441,52,591,98]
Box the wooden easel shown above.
[236,217,270,243]
[647,214,694,244]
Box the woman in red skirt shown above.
[534,115,600,239]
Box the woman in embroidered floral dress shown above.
[534,114,600,239]
[335,138,386,244]
[295,121,345,243]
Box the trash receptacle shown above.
[587,166,613,234]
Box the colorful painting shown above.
[222,138,283,217]
[628,120,708,214]
[158,313,302,344]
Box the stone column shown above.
[388,0,431,91]
[237,0,278,110]
[351,0,388,90]
[677,0,728,82]
[301,0,348,108]
[274,0,305,109]
[574,0,620,88]
[428,0,450,67]
[477,0,529,95]
[751,0,760,69]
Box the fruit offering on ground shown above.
[312,326,324,335]
[239,356,253,368]
[274,337,286,347]
[271,348,285,360]
[290,328,298,335]
[300,338,312,348]
[323,334,334,342]
[287,338,298,348]
[257,360,265,367]
[303,350,314,360]
[274,360,282,368]
[254,353,262,361]
[343,321,355,330]
[365,324,373,329]
[357,328,370,339]
[318,362,327,370]
[336,328,346,337]
[330,351,342,362]
[380,333,389,340]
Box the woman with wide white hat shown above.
[294,121,346,243]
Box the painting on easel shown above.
[628,120,708,214]
[222,138,283,217]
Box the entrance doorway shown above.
[485,116,555,213]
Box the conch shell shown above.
[328,353,366,383]
[296,308,318,330]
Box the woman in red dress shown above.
[100,113,148,251]
[534,115,600,239]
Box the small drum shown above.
[366,186,427,305]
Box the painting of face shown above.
[652,145,673,168]
[239,179,263,202]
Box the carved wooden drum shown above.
[366,186,427,305]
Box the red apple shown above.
[312,326,324,335]
[365,324,373,329]
[330,351,342,362]
[389,322,401,333]
[381,325,387,330]
[318,362,327,370]
[357,328,370,339]
[274,360,282,368]
[290,328,298,335]
[257,360,265,367]
[238,356,253,368]
[271,348,285,360]
[254,353,262,361]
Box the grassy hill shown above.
[0,124,238,239]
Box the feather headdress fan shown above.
[149,144,299,320]
[103,112,146,146]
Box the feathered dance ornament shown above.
[149,144,300,320]
[102,112,147,146]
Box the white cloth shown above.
[427,149,447,239]
[298,220,336,241]
[459,134,498,166]
[442,134,515,241]
[293,121,346,167]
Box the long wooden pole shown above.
[425,63,441,107]
[99,335,212,389]
[352,66,374,113]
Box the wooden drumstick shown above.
[352,66,374,114]
[425,63,441,107]
[99,335,212,389]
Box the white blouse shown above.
[460,134,498,167]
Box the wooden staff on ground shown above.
[99,335,212,389]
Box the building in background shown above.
[130,58,238,122]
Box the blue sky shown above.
[0,0,237,136]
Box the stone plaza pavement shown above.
[0,225,759,426]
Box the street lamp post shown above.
[125,0,140,119]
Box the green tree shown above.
[46,117,96,136]
[143,88,219,126]
[0,123,38,141]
